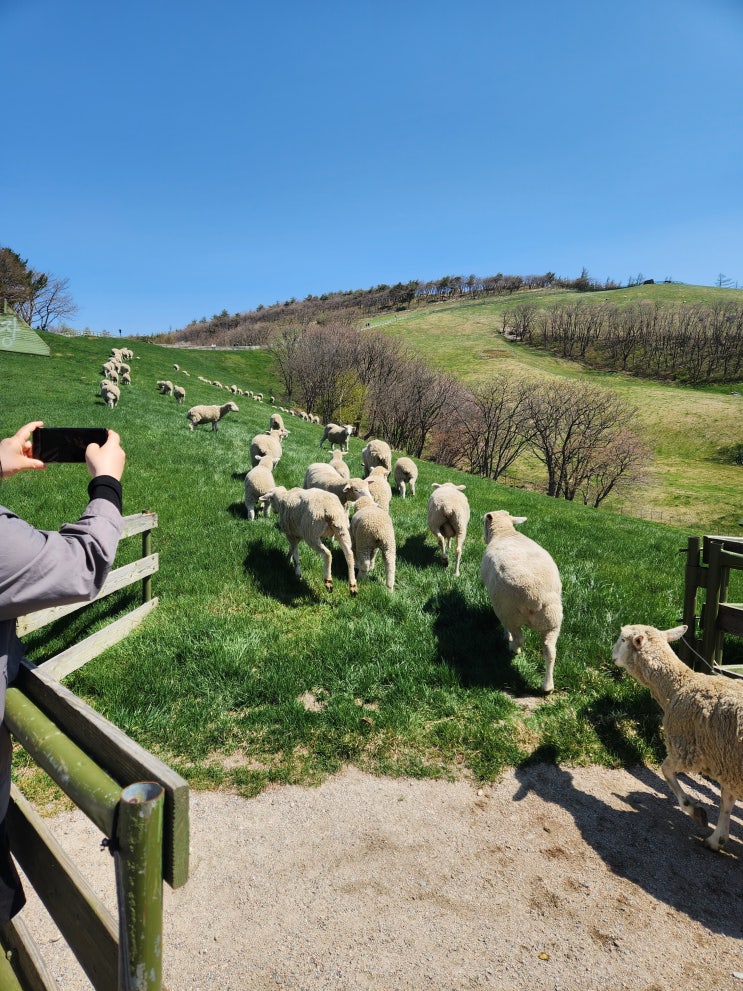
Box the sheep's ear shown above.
[511,515,527,525]
[456,485,466,491]
[431,483,441,489]
[663,625,687,643]
[631,632,646,651]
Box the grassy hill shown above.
[1,332,740,799]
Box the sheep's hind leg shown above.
[436,533,449,566]
[541,629,558,693]
[306,538,334,591]
[288,540,302,579]
[703,785,735,852]
[333,530,357,596]
[661,757,708,828]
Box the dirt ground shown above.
[18,762,743,991]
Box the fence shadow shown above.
[514,746,743,936]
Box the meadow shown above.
[0,329,739,800]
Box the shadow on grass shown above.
[231,471,247,482]
[584,693,663,767]
[514,744,743,935]
[242,539,355,605]
[425,587,533,693]
[398,533,438,568]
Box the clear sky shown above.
[3,0,742,336]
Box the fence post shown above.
[701,540,723,668]
[115,782,165,991]
[142,527,152,603]
[680,536,701,667]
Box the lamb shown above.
[173,385,186,404]
[269,412,285,432]
[393,457,418,498]
[100,380,120,409]
[249,427,289,467]
[120,371,132,386]
[319,423,355,451]
[427,482,470,577]
[613,623,743,852]
[328,449,350,480]
[361,439,392,477]
[259,486,358,595]
[244,453,276,520]
[479,510,563,693]
[350,496,396,591]
[302,464,371,508]
[157,380,174,395]
[365,465,392,511]
[186,401,239,431]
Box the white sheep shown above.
[479,510,563,693]
[121,371,132,386]
[350,495,396,591]
[173,363,180,371]
[362,438,392,477]
[186,401,239,431]
[269,412,285,432]
[328,449,350,480]
[365,465,392,511]
[613,623,743,852]
[173,385,186,404]
[427,482,470,577]
[244,453,276,520]
[249,427,289,467]
[259,486,358,595]
[100,381,120,409]
[393,457,418,498]
[302,464,370,508]
[319,423,355,451]
[157,380,174,395]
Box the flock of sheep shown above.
[99,346,135,407]
[97,347,743,856]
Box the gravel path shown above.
[18,764,743,990]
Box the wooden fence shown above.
[1,511,189,991]
[679,533,743,676]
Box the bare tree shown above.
[20,275,78,330]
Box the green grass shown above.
[1,331,740,798]
[367,283,743,531]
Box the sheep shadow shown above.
[514,745,743,936]
[243,537,355,605]
[398,533,438,569]
[228,501,248,519]
[424,588,533,693]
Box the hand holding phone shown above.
[32,427,109,464]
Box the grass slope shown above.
[366,283,743,530]
[1,332,739,798]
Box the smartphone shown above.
[32,427,109,463]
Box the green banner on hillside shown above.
[0,302,50,356]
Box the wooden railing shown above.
[2,511,189,990]
[680,533,743,676]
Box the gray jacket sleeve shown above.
[0,498,124,620]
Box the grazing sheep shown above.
[303,463,370,508]
[157,380,174,395]
[319,423,355,451]
[393,457,418,498]
[259,486,358,595]
[120,371,132,386]
[427,482,470,577]
[173,363,180,371]
[613,623,743,851]
[173,385,186,404]
[328,449,350,480]
[269,412,285,432]
[186,401,239,431]
[365,465,392,511]
[100,381,120,409]
[479,510,563,694]
[350,495,396,591]
[249,427,289,468]
[244,453,276,520]
[106,368,119,384]
[362,439,392,477]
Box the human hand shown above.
[85,429,126,481]
[0,420,46,478]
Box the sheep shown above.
[173,385,186,404]
[362,439,392,477]
[427,482,470,577]
[106,368,119,384]
[100,381,120,409]
[479,510,563,694]
[350,495,396,591]
[393,457,418,499]
[186,401,239,431]
[121,371,132,386]
[259,486,358,595]
[244,453,276,520]
[157,380,174,395]
[269,412,285,432]
[365,465,392,511]
[319,423,355,451]
[302,463,371,508]
[173,363,180,371]
[249,427,289,468]
[328,449,350,480]
[613,623,743,851]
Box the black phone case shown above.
[32,428,108,463]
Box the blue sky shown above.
[3,0,742,335]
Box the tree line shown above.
[508,299,743,384]
[0,247,77,329]
[271,323,649,507]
